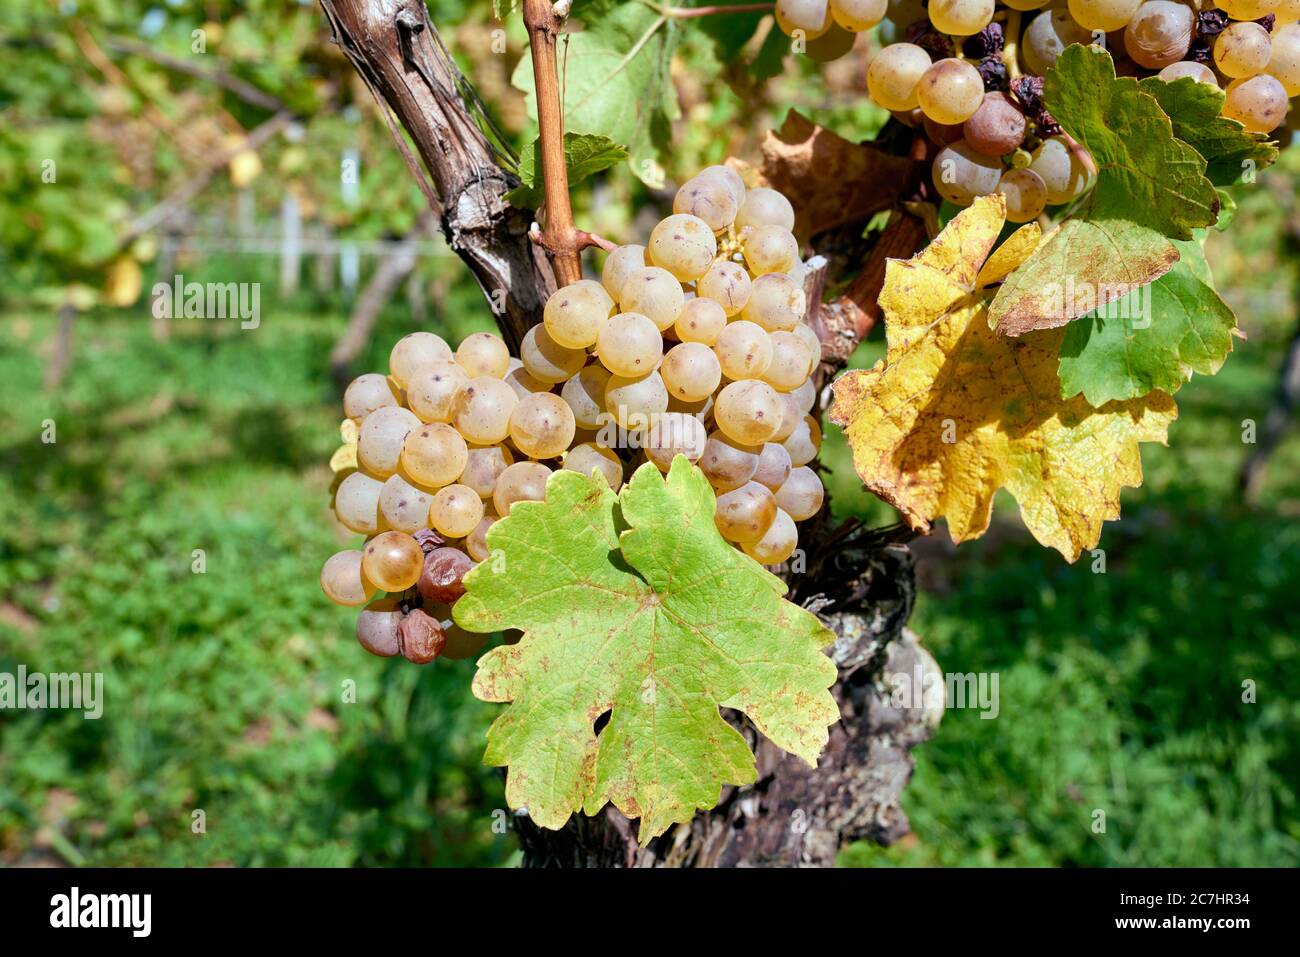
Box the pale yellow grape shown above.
[1277,0,1300,22]
[361,530,424,593]
[458,443,513,498]
[775,465,825,520]
[456,332,510,379]
[503,365,551,400]
[543,278,615,349]
[1217,0,1278,18]
[344,372,401,421]
[867,42,931,111]
[752,442,793,491]
[1158,61,1219,85]
[648,214,718,283]
[401,421,470,487]
[661,342,723,402]
[791,376,818,415]
[379,473,435,534]
[335,470,385,535]
[644,412,709,471]
[389,332,452,389]
[763,330,814,391]
[1269,24,1300,95]
[520,323,587,384]
[1124,1,1193,70]
[831,0,887,30]
[714,320,774,381]
[466,513,498,562]
[735,188,796,232]
[715,379,784,445]
[509,392,576,459]
[561,364,612,430]
[358,405,421,478]
[452,376,517,445]
[596,312,663,377]
[563,442,624,490]
[772,391,802,442]
[407,361,469,423]
[714,481,778,544]
[917,58,985,125]
[1023,10,1094,76]
[1067,0,1141,32]
[493,461,552,516]
[321,550,376,606]
[429,484,485,539]
[998,168,1049,223]
[602,244,647,301]
[1222,74,1289,132]
[793,323,823,370]
[1030,137,1093,205]
[1215,22,1272,79]
[673,173,739,231]
[776,0,832,37]
[741,273,806,332]
[674,297,729,345]
[699,430,761,491]
[698,165,746,207]
[782,414,822,466]
[929,0,995,35]
[932,141,1003,206]
[697,261,752,317]
[743,509,799,565]
[620,266,686,331]
[605,371,669,432]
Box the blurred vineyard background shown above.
[1,0,1298,867]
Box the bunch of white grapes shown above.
[774,0,1299,221]
[321,165,827,662]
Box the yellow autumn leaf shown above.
[828,195,1177,561]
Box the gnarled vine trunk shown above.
[318,0,940,867]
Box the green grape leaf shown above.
[1057,233,1237,405]
[1138,75,1278,186]
[512,0,681,186]
[507,132,629,207]
[990,45,1219,337]
[455,458,839,843]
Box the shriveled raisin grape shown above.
[418,546,477,605]
[398,608,447,664]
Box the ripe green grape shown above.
[743,508,799,565]
[521,323,587,384]
[456,332,510,379]
[1269,24,1300,96]
[361,530,424,593]
[1067,0,1141,32]
[596,312,664,378]
[644,412,709,471]
[1223,74,1289,132]
[358,405,421,478]
[1023,10,1094,76]
[775,465,825,520]
[619,266,686,331]
[389,332,452,389]
[674,297,729,345]
[1029,137,1093,205]
[831,0,888,31]
[321,550,376,607]
[932,141,1003,206]
[493,461,552,516]
[1124,1,1193,71]
[741,273,806,332]
[715,481,778,544]
[673,172,740,231]
[430,483,485,539]
[503,365,551,400]
[699,430,761,491]
[452,377,517,445]
[335,470,385,535]
[714,320,774,381]
[696,261,753,317]
[602,244,647,302]
[735,188,797,232]
[917,58,985,125]
[782,414,822,467]
[867,42,931,111]
[466,513,498,562]
[763,330,814,391]
[458,443,513,498]
[1158,61,1218,85]
[998,168,1049,224]
[962,92,1027,158]
[605,370,669,431]
[928,0,995,36]
[714,379,784,445]
[509,391,576,459]
[379,473,435,534]
[648,214,719,283]
[407,361,469,423]
[753,441,793,491]
[356,599,403,657]
[561,364,613,430]
[563,442,624,489]
[661,342,723,402]
[1215,21,1272,79]
[344,372,401,421]
[401,421,470,487]
[776,0,833,37]
[543,278,615,349]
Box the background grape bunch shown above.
[776,0,1299,220]
[321,165,826,664]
